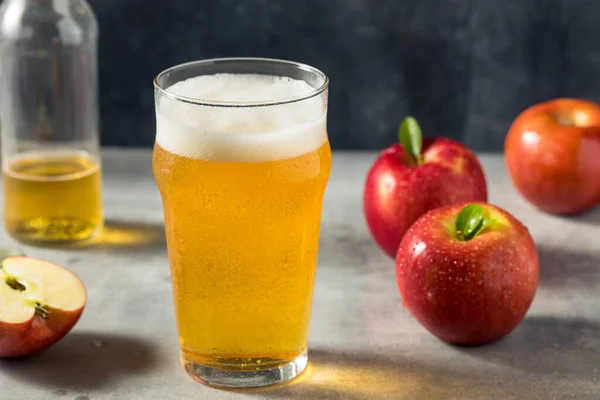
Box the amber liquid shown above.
[153,142,331,370]
[2,150,103,244]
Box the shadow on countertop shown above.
[237,318,599,399]
[0,331,158,392]
[234,349,452,400]
[458,316,600,377]
[68,219,166,253]
[565,205,600,226]
[239,335,593,400]
[537,244,600,290]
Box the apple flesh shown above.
[396,202,539,345]
[0,256,87,358]
[364,117,487,258]
[505,98,600,215]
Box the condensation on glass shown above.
[0,0,103,245]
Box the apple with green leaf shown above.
[363,117,488,258]
[396,202,539,345]
[0,256,87,357]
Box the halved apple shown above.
[0,256,87,358]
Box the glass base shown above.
[7,218,103,247]
[182,350,308,389]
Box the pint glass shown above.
[152,58,331,388]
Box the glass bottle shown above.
[0,0,103,245]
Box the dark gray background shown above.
[90,0,600,151]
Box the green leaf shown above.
[398,116,422,164]
[456,204,484,241]
[472,218,496,237]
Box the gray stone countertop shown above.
[0,149,599,400]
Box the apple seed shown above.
[5,276,26,292]
[1,269,50,320]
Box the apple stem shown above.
[5,276,26,292]
[398,116,423,165]
[35,303,50,320]
[552,112,575,127]
[455,204,494,241]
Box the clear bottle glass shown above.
[0,0,103,245]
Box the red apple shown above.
[0,256,87,357]
[505,98,600,215]
[396,202,539,345]
[364,117,488,258]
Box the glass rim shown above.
[153,57,329,108]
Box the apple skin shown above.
[0,306,84,358]
[0,256,86,358]
[364,138,488,258]
[395,202,539,345]
[505,98,600,215]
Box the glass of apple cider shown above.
[153,58,331,389]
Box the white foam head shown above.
[155,73,327,162]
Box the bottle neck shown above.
[12,0,54,5]
[1,0,96,45]
[9,0,85,8]
[5,0,93,23]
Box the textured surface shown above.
[84,0,600,151]
[1,149,600,399]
